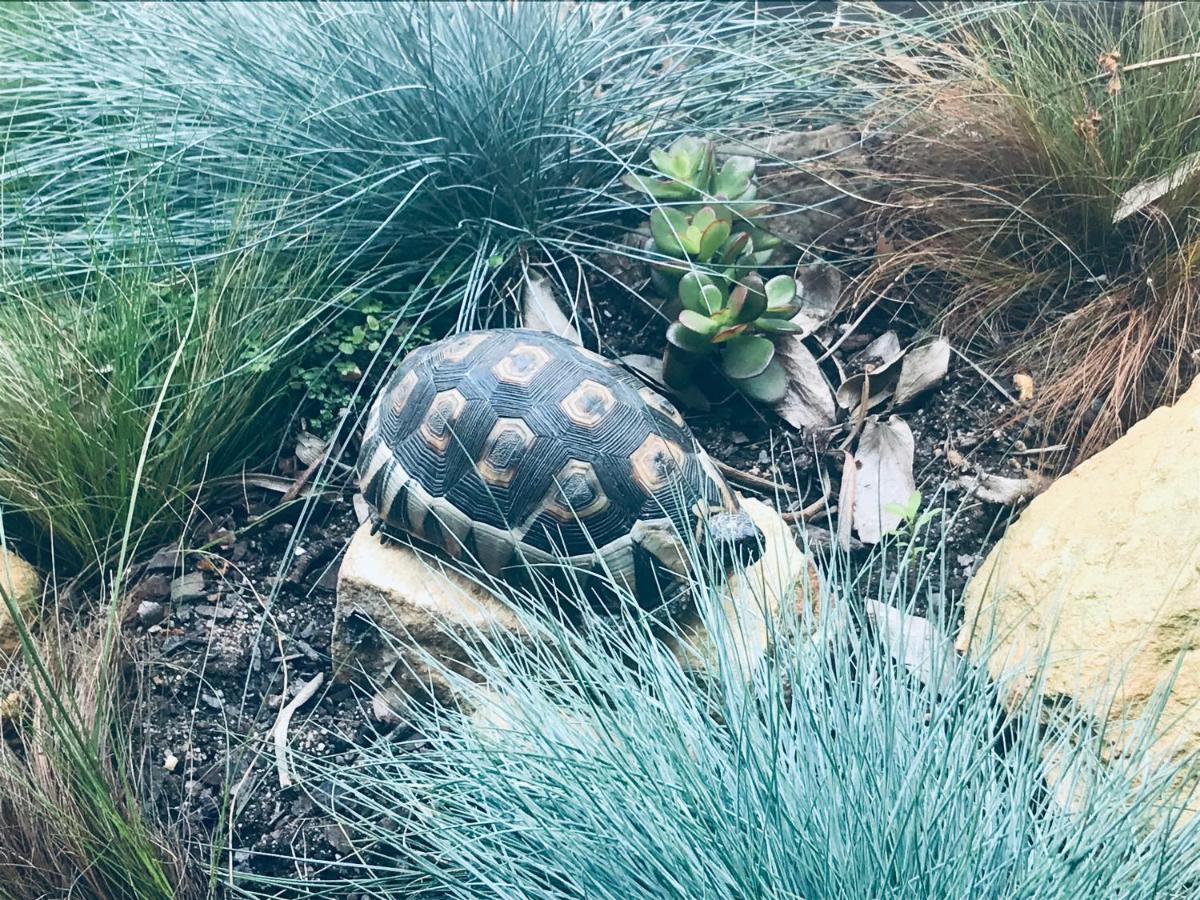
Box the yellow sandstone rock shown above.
[0,547,41,659]
[959,378,1200,780]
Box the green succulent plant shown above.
[624,136,802,403]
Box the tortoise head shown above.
[703,509,764,571]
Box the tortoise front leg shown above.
[369,512,405,548]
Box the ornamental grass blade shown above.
[523,272,581,344]
[853,415,915,544]
[894,338,950,406]
[774,334,836,430]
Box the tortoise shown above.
[357,328,763,610]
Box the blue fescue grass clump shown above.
[0,1,921,317]
[239,538,1200,899]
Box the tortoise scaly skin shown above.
[357,328,762,610]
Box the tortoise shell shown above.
[357,328,760,605]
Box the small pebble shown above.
[163,752,179,772]
[170,572,207,603]
[145,545,182,572]
[136,600,166,627]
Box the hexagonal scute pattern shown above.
[560,379,616,428]
[358,328,738,563]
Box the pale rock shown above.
[959,377,1200,781]
[0,548,41,659]
[335,499,821,712]
[332,521,525,707]
[666,496,822,681]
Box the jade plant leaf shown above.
[714,156,755,199]
[734,356,788,403]
[652,146,692,181]
[678,271,715,314]
[678,309,720,338]
[699,283,725,315]
[720,231,750,265]
[621,173,697,201]
[650,207,689,256]
[753,317,806,334]
[692,206,717,232]
[765,274,796,308]
[721,334,775,379]
[667,321,715,354]
[698,219,732,260]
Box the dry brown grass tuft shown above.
[862,1,1200,461]
[0,605,196,899]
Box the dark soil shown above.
[126,490,371,893]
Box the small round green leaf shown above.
[734,356,788,403]
[678,271,712,313]
[692,206,717,232]
[621,173,697,201]
[753,317,806,334]
[698,219,732,261]
[719,231,750,265]
[714,156,755,199]
[721,334,775,379]
[667,321,716,353]
[699,283,725,315]
[765,274,797,308]
[678,309,720,338]
[650,207,688,257]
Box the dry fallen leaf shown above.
[853,330,904,372]
[959,471,1051,505]
[853,415,916,544]
[1112,150,1200,223]
[835,332,905,411]
[295,431,327,468]
[791,263,843,337]
[1099,49,1121,94]
[196,556,229,577]
[836,449,857,553]
[945,445,967,469]
[893,338,950,406]
[774,334,837,430]
[1013,372,1035,402]
[352,493,372,525]
[866,600,960,696]
[523,272,581,344]
[835,332,906,415]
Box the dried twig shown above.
[280,448,330,506]
[782,495,835,523]
[273,672,325,788]
[839,371,871,451]
[713,459,799,495]
[950,346,1020,406]
[1012,443,1068,456]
